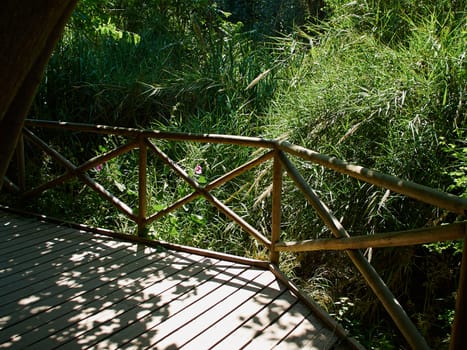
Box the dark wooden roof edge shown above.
[0,204,269,269]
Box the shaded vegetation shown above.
[3,0,466,348]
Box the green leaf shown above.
[190,214,206,225]
[114,180,126,192]
[198,175,207,184]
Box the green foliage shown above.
[10,0,465,348]
[218,0,313,34]
[265,2,465,234]
[441,128,467,199]
[70,0,110,33]
[324,0,466,45]
[33,0,279,132]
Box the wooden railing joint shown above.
[137,135,148,237]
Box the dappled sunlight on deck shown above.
[0,210,348,349]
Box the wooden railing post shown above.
[138,136,148,237]
[450,223,467,350]
[270,150,282,264]
[16,134,26,192]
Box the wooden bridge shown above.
[0,209,355,349]
[2,119,467,349]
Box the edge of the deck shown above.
[0,204,364,350]
[0,204,269,269]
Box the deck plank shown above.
[274,315,338,350]
[31,255,224,349]
[75,259,237,349]
[0,215,40,238]
[120,269,267,350]
[0,236,132,298]
[0,224,71,254]
[0,231,102,281]
[211,288,300,349]
[0,210,347,350]
[0,247,202,343]
[0,215,70,241]
[180,280,288,349]
[242,302,334,350]
[0,245,168,333]
[150,268,276,349]
[94,263,256,350]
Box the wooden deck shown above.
[0,210,353,349]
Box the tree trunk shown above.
[0,0,78,190]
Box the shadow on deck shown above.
[0,210,358,349]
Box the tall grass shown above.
[263,2,465,347]
[266,2,465,230]
[33,2,279,134]
[35,28,188,126]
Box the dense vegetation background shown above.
[7,0,467,348]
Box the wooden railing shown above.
[5,119,467,350]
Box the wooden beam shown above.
[16,134,26,191]
[137,136,148,236]
[450,226,467,350]
[2,176,19,193]
[275,222,466,252]
[270,150,282,264]
[25,119,275,148]
[23,119,467,217]
[145,151,274,226]
[0,1,79,190]
[204,151,274,193]
[277,140,467,216]
[22,138,138,198]
[146,139,271,248]
[23,129,136,221]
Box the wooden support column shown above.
[450,223,467,350]
[270,150,282,265]
[138,137,148,237]
[16,134,26,192]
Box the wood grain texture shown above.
[0,211,344,349]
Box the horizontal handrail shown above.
[275,222,466,252]
[7,118,466,350]
[276,141,467,216]
[25,119,467,215]
[25,119,275,148]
